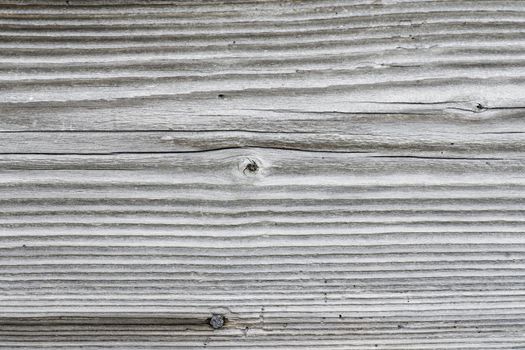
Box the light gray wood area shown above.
[2,0,525,348]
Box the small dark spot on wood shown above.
[218,94,225,99]
[339,314,342,318]
[22,244,26,248]
[244,159,259,175]
[450,142,455,145]
[476,103,485,110]
[397,324,404,329]
[208,314,225,329]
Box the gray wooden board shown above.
[1,0,525,348]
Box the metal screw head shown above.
[209,314,225,329]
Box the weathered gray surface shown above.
[1,0,525,348]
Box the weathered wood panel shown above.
[1,0,525,348]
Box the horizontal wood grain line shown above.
[0,315,210,325]
[0,132,522,155]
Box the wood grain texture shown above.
[2,0,525,348]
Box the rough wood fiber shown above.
[1,0,525,348]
